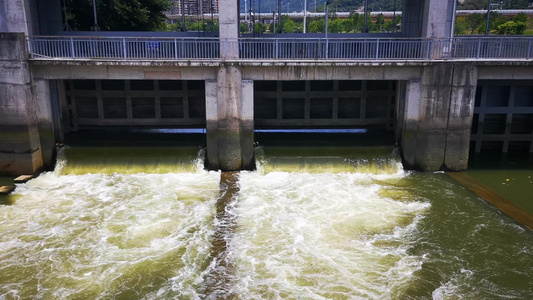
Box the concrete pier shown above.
[206,66,254,171]
[0,33,44,175]
[402,63,477,171]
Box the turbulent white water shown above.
[2,147,532,299]
[228,169,430,299]
[0,159,220,299]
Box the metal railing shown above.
[28,36,533,61]
[29,36,220,60]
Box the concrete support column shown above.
[421,0,454,38]
[401,63,477,171]
[402,0,455,39]
[2,0,29,34]
[444,63,477,170]
[34,79,56,168]
[218,0,239,58]
[0,33,43,175]
[206,66,254,171]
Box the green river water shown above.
[0,146,532,299]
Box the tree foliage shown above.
[65,0,171,31]
[497,21,527,34]
[458,0,489,10]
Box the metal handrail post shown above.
[318,38,321,59]
[375,39,379,60]
[225,39,228,59]
[325,38,329,60]
[28,37,33,59]
[174,38,178,60]
[122,38,127,60]
[426,39,431,60]
[70,37,75,59]
[476,39,482,59]
[526,38,531,59]
[275,39,279,60]
[182,38,185,59]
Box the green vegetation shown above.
[243,0,402,14]
[455,12,531,35]
[250,13,400,34]
[65,0,172,31]
[168,19,219,32]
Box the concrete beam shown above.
[31,64,218,81]
[243,65,422,81]
[477,65,533,80]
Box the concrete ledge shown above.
[14,175,33,183]
[0,186,15,195]
[29,59,533,68]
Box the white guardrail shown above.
[28,36,533,61]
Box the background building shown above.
[168,0,219,15]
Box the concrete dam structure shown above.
[2,0,533,175]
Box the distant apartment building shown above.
[168,0,219,15]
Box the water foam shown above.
[0,163,220,299]
[227,171,430,298]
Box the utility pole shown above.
[181,0,186,31]
[363,0,368,33]
[91,0,100,31]
[273,10,276,33]
[303,0,307,33]
[325,0,330,58]
[485,0,493,36]
[277,0,282,33]
[392,0,396,32]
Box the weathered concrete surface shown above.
[1,0,29,34]
[0,33,43,175]
[444,63,477,170]
[243,65,422,81]
[206,65,254,171]
[31,62,218,81]
[401,63,477,171]
[403,0,454,39]
[477,64,533,80]
[422,0,454,39]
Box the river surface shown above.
[1,146,532,299]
